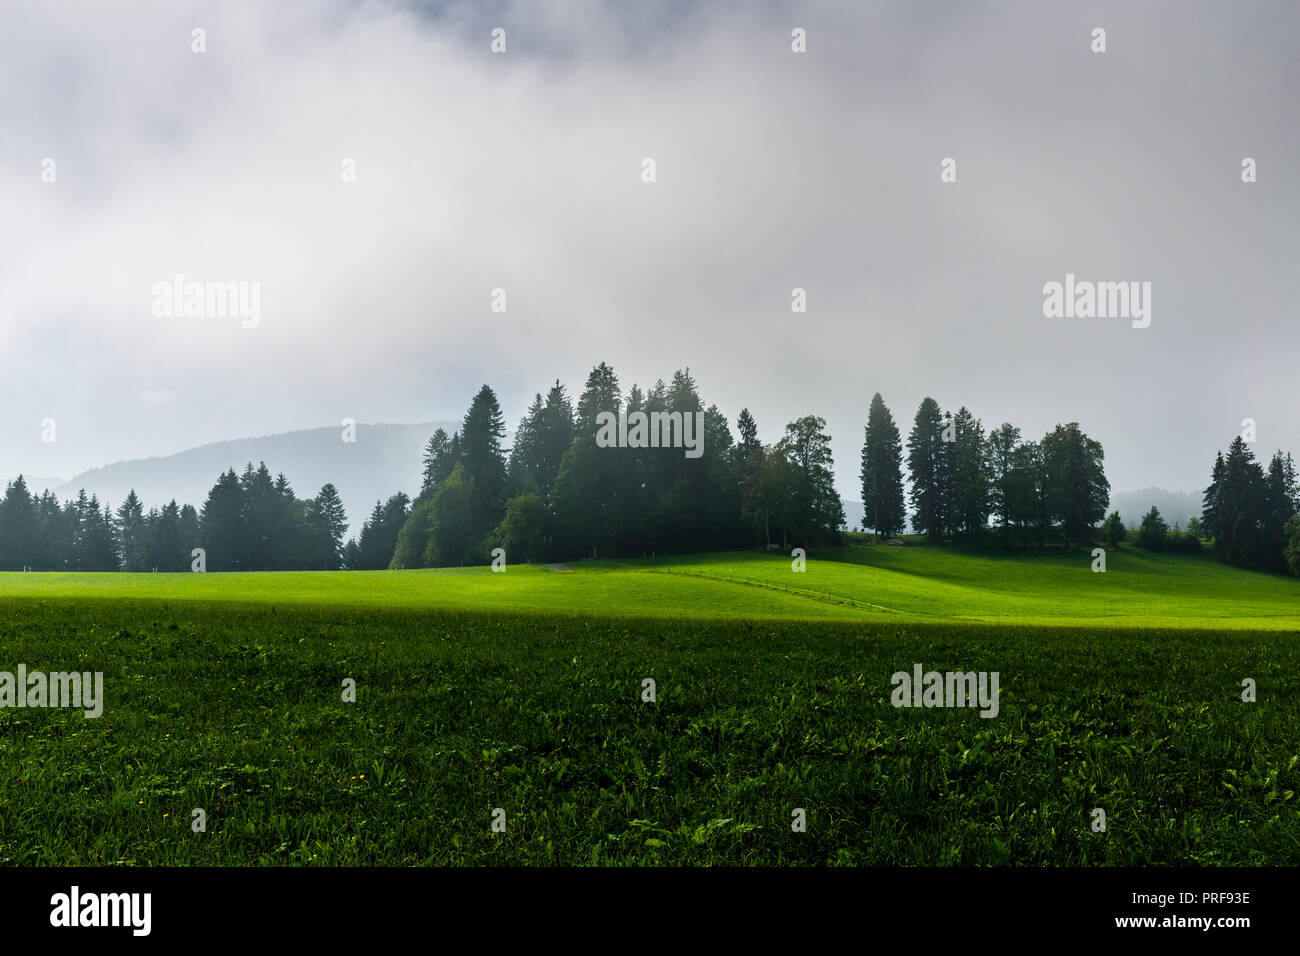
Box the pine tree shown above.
[178,504,201,570]
[306,483,348,571]
[78,496,120,570]
[420,428,457,499]
[508,394,546,496]
[115,490,147,571]
[509,380,576,505]
[240,462,277,570]
[1008,440,1048,547]
[0,476,40,570]
[1263,451,1298,571]
[1102,511,1126,547]
[1215,437,1267,567]
[736,408,760,460]
[149,501,185,571]
[986,423,1021,545]
[1137,506,1169,550]
[267,474,301,570]
[200,469,245,571]
[37,490,66,569]
[951,407,991,540]
[425,463,475,566]
[859,393,906,539]
[1202,451,1226,547]
[355,493,410,570]
[554,364,626,558]
[460,385,509,549]
[907,398,946,541]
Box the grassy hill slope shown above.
[1,542,1296,630]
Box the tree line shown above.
[389,364,844,568]
[859,392,1109,548]
[2,374,1298,576]
[1201,436,1299,573]
[0,465,351,572]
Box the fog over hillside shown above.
[33,418,1206,542]
[44,422,455,536]
[1107,488,1204,531]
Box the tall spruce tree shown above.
[305,483,348,571]
[0,476,40,570]
[115,490,147,571]
[951,407,991,540]
[420,428,457,499]
[460,384,509,547]
[907,398,946,541]
[986,423,1021,545]
[859,393,906,539]
[200,469,244,571]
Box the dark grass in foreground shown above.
[1,600,1296,865]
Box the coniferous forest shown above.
[3,365,1295,576]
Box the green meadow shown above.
[1,542,1297,865]
[2,542,1297,629]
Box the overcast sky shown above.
[3,0,1297,498]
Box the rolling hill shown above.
[43,422,456,535]
[3,542,1296,630]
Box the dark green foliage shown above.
[1286,517,1300,576]
[420,429,457,500]
[986,424,1020,544]
[148,501,186,571]
[389,499,434,570]
[500,493,546,564]
[0,476,41,570]
[353,494,411,570]
[459,384,509,545]
[736,408,760,460]
[907,398,947,542]
[74,493,119,571]
[1102,511,1126,547]
[1136,506,1169,551]
[1042,424,1109,548]
[0,372,1148,573]
[2,464,381,574]
[115,491,147,572]
[777,415,845,548]
[200,470,245,571]
[1,601,1296,865]
[949,407,991,540]
[1202,440,1298,573]
[425,463,478,566]
[305,483,349,571]
[1168,531,1203,554]
[860,393,907,539]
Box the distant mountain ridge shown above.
[37,433,1202,542]
[47,422,456,536]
